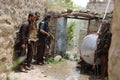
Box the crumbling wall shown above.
[0,0,47,77]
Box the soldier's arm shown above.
[49,32,56,41]
[40,30,50,37]
[21,24,27,48]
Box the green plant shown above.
[0,56,26,79]
[46,0,78,9]
[104,77,108,80]
[63,53,70,60]
[12,56,26,70]
[66,21,76,46]
[46,57,62,64]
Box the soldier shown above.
[95,20,112,80]
[25,12,40,69]
[15,12,35,72]
[33,12,40,60]
[36,14,55,65]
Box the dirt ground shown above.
[8,60,93,80]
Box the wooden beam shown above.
[66,16,90,20]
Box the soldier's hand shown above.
[28,39,31,44]
[52,36,56,41]
[21,44,26,48]
[47,33,50,37]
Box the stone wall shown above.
[49,17,57,56]
[88,19,100,34]
[47,11,60,56]
[109,0,120,80]
[87,1,114,14]
[0,0,47,76]
[86,0,114,33]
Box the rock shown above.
[0,57,7,62]
[0,15,12,24]
[54,55,62,61]
[48,66,52,68]
[0,73,7,80]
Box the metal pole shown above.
[97,0,111,33]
